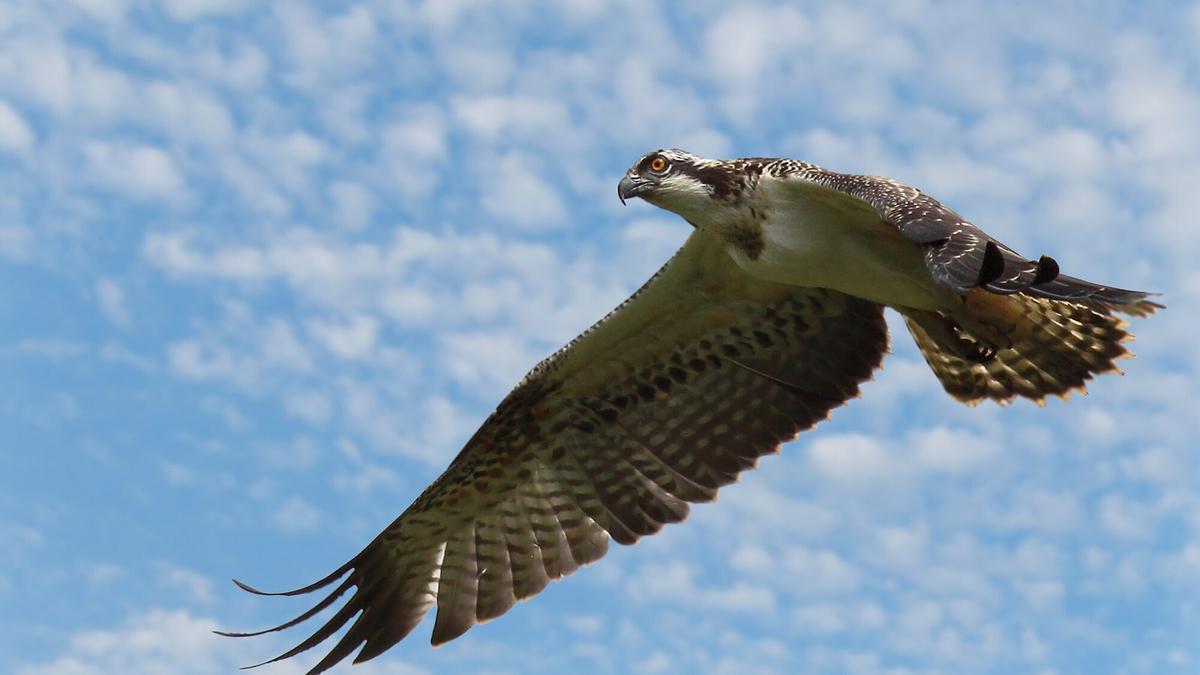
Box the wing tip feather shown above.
[231,578,274,596]
[229,558,354,597]
[430,614,475,647]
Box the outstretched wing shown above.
[221,229,889,673]
[765,161,1155,308]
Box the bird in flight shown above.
[222,149,1159,673]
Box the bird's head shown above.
[618,149,746,225]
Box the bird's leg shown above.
[901,308,1000,364]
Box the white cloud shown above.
[807,433,899,487]
[141,227,642,362]
[95,278,129,328]
[382,112,446,160]
[333,459,400,496]
[1118,446,1191,485]
[380,285,439,326]
[15,610,234,675]
[441,330,540,395]
[168,340,240,383]
[0,99,34,152]
[703,5,810,118]
[140,81,235,146]
[255,436,320,471]
[338,386,457,465]
[275,4,378,88]
[329,180,374,230]
[1108,36,1200,162]
[163,0,250,21]
[673,127,732,159]
[1,522,45,552]
[1017,580,1064,611]
[272,496,322,533]
[308,314,379,359]
[564,614,605,636]
[906,150,1030,207]
[1098,495,1155,540]
[874,523,930,571]
[793,601,887,635]
[13,608,429,675]
[83,563,124,586]
[14,338,87,361]
[161,462,195,487]
[453,95,569,140]
[729,546,773,576]
[440,44,515,91]
[82,141,186,202]
[719,483,841,542]
[705,6,809,85]
[993,489,1082,534]
[420,395,477,455]
[157,564,215,604]
[480,153,568,229]
[194,42,268,91]
[0,224,34,261]
[1071,406,1120,447]
[408,0,493,32]
[911,426,1000,474]
[1009,538,1063,579]
[245,131,327,194]
[1,35,74,114]
[1162,543,1200,586]
[282,388,332,425]
[200,395,253,431]
[143,232,268,282]
[377,109,448,200]
[628,560,775,613]
[781,546,862,595]
[621,217,689,269]
[69,0,134,22]
[1007,127,1105,180]
[633,651,672,675]
[167,314,312,390]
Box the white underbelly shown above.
[729,210,959,312]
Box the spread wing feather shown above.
[220,230,889,673]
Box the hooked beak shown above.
[617,174,645,205]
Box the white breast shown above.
[725,178,959,312]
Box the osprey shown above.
[223,150,1159,673]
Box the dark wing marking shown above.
[765,161,1159,309]
[220,230,889,673]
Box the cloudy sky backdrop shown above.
[2,1,1199,674]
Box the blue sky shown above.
[2,1,1199,674]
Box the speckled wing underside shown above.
[762,161,1151,306]
[223,230,888,674]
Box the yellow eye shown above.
[649,157,667,173]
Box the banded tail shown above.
[902,275,1161,405]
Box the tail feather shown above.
[903,287,1157,406]
[1024,273,1162,317]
